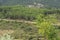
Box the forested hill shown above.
[0,0,60,8]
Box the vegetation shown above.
[0,34,13,40]
[0,20,38,40]
[0,0,60,8]
[36,14,58,40]
[0,6,60,21]
[0,6,60,40]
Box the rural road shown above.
[0,19,60,26]
[0,19,36,24]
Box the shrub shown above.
[36,14,58,40]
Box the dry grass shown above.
[0,30,14,36]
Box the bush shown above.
[36,14,58,40]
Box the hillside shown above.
[0,0,60,8]
[0,6,60,40]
